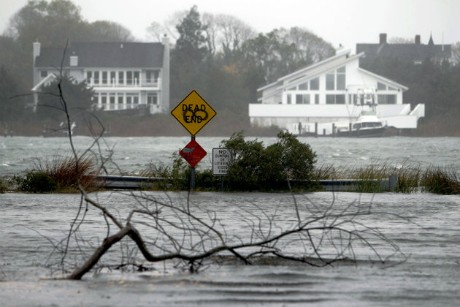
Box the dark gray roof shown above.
[35,42,164,68]
[357,42,451,63]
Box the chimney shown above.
[379,33,387,44]
[70,55,78,66]
[415,35,421,45]
[33,41,41,60]
[161,34,170,112]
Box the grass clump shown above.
[422,167,460,194]
[0,178,8,193]
[16,171,57,193]
[15,154,99,193]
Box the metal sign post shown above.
[172,90,216,191]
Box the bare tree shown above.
[451,42,460,65]
[203,13,256,56]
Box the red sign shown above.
[179,139,207,168]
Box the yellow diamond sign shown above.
[171,90,217,136]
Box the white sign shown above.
[212,148,232,176]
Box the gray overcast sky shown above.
[1,0,459,50]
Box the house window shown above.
[337,67,346,90]
[126,94,135,108]
[94,71,99,84]
[134,71,140,85]
[118,95,124,106]
[326,67,346,90]
[378,94,396,104]
[326,94,345,104]
[102,71,108,85]
[147,93,158,105]
[287,94,292,104]
[127,71,133,85]
[298,82,308,90]
[118,71,124,85]
[40,70,48,78]
[86,71,92,84]
[336,94,345,104]
[377,82,386,90]
[310,78,319,90]
[296,94,310,104]
[109,93,116,105]
[326,73,335,90]
[110,72,116,85]
[146,70,159,83]
[101,95,107,110]
[314,94,319,104]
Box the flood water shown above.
[1,136,460,306]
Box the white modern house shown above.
[249,50,425,135]
[32,37,170,114]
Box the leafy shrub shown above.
[220,131,317,191]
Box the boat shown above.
[336,113,390,137]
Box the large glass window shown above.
[326,94,345,104]
[326,67,346,90]
[147,93,158,105]
[336,94,345,104]
[102,71,108,85]
[337,74,345,90]
[118,71,124,85]
[126,71,133,85]
[146,71,153,83]
[110,72,116,85]
[296,94,310,104]
[94,71,99,84]
[86,71,92,83]
[310,78,319,90]
[377,82,386,90]
[134,71,140,85]
[298,82,308,90]
[378,94,396,104]
[326,73,335,90]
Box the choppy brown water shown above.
[1,191,459,306]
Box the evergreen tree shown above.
[171,6,211,101]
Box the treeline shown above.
[361,57,460,135]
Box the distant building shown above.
[356,33,452,65]
[32,38,170,114]
[249,50,425,135]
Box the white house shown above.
[249,50,425,135]
[32,37,170,114]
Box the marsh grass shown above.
[422,167,460,194]
[0,178,7,193]
[313,162,458,194]
[31,155,99,192]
